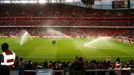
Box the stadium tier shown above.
[0,3,134,16]
[0,28,133,38]
[0,4,134,26]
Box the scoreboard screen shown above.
[112,0,130,8]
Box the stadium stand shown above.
[0,28,132,37]
[0,3,134,26]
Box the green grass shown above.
[0,37,134,62]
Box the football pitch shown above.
[0,37,134,62]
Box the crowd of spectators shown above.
[0,27,133,43]
[13,56,134,75]
[0,28,133,39]
[0,3,134,26]
[0,3,134,17]
[1,18,134,26]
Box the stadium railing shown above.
[10,68,24,75]
[24,69,65,75]
[10,68,134,75]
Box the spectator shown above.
[69,56,85,75]
[115,58,122,75]
[0,43,16,75]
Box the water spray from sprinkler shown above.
[19,30,32,46]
